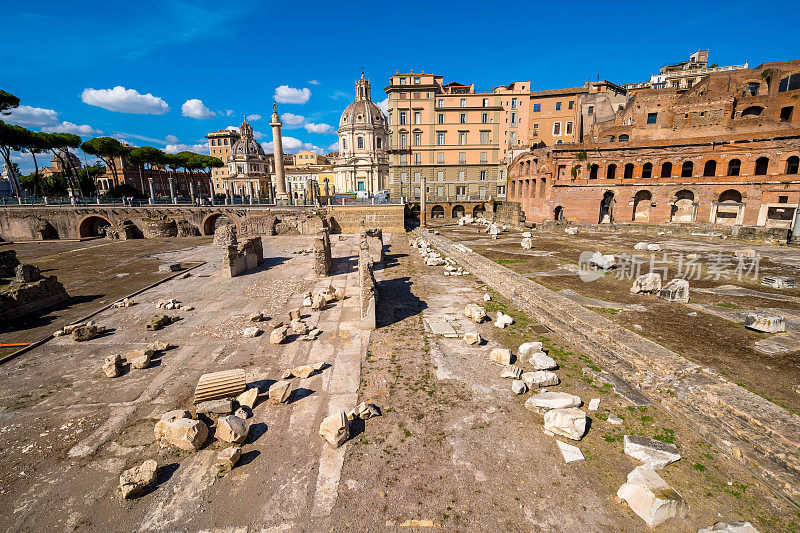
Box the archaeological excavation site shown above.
[0,201,798,533]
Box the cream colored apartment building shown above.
[385,71,531,201]
[207,128,241,194]
[527,87,586,146]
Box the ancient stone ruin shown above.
[313,229,332,277]
[224,237,264,277]
[0,250,69,321]
[358,231,378,330]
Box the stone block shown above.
[659,279,689,303]
[270,326,288,344]
[623,434,681,469]
[119,459,158,499]
[268,380,292,403]
[630,273,662,294]
[319,411,350,447]
[529,352,558,370]
[489,348,513,366]
[616,465,688,527]
[216,446,242,471]
[521,371,560,389]
[525,391,581,411]
[236,388,259,410]
[163,418,208,451]
[216,415,249,444]
[463,332,483,345]
[543,408,587,441]
[744,313,786,333]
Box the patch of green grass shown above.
[495,259,527,265]
[693,463,706,472]
[652,428,675,444]
[715,302,744,309]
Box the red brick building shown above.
[509,61,800,230]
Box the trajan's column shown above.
[271,103,289,204]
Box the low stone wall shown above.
[142,219,178,238]
[417,229,800,501]
[492,201,527,228]
[0,250,20,277]
[358,234,378,330]
[0,276,70,321]
[223,237,263,278]
[327,204,405,234]
[213,224,237,246]
[539,220,792,242]
[364,228,384,263]
[313,229,332,277]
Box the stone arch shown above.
[786,155,800,175]
[714,189,745,225]
[472,205,485,217]
[202,212,240,236]
[452,205,465,218]
[703,159,717,177]
[719,189,743,203]
[632,190,652,222]
[670,189,696,223]
[741,106,764,117]
[554,205,563,221]
[660,161,673,178]
[78,214,112,238]
[431,205,445,218]
[606,164,617,180]
[599,190,615,224]
[754,157,769,176]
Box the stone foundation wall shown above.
[327,205,404,234]
[0,276,70,321]
[313,229,332,277]
[223,236,263,277]
[142,219,178,238]
[417,229,800,501]
[491,201,527,228]
[364,228,384,263]
[358,234,377,330]
[213,224,237,247]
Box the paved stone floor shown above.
[0,231,798,532]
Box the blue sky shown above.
[3,0,797,173]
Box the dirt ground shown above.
[0,237,213,357]
[1,231,799,532]
[431,222,800,413]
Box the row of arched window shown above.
[577,155,799,181]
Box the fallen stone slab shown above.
[608,414,623,425]
[698,521,760,533]
[616,465,688,527]
[320,411,350,447]
[103,354,123,378]
[744,313,786,333]
[463,332,483,346]
[501,365,523,379]
[282,364,317,379]
[659,279,689,303]
[146,314,180,331]
[521,237,533,250]
[302,291,313,307]
[529,352,558,371]
[588,398,600,411]
[194,369,246,403]
[489,348,513,366]
[268,380,292,403]
[494,312,514,328]
[544,408,587,441]
[556,440,585,463]
[146,340,171,352]
[584,369,650,407]
[511,380,528,395]
[565,227,578,235]
[163,418,208,451]
[347,402,381,420]
[525,391,581,411]
[154,410,191,443]
[242,326,262,338]
[216,415,249,444]
[521,371,560,389]
[483,293,491,302]
[290,320,309,335]
[72,324,105,341]
[270,326,288,344]
[216,446,242,471]
[517,341,543,363]
[288,307,301,321]
[734,249,757,258]
[761,275,796,290]
[624,435,681,469]
[111,297,135,308]
[196,399,234,415]
[236,388,259,410]
[587,251,616,271]
[129,348,154,370]
[464,303,488,323]
[631,273,662,294]
[119,459,158,499]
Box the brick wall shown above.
[327,205,404,234]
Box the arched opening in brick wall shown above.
[755,157,769,176]
[661,162,673,178]
[703,160,717,177]
[554,205,563,221]
[642,163,653,179]
[624,163,634,179]
[632,190,653,222]
[671,190,696,223]
[472,205,485,217]
[719,189,743,204]
[78,215,112,238]
[589,164,599,179]
[715,189,744,226]
[741,106,764,117]
[202,213,238,236]
[681,161,693,178]
[599,191,615,224]
[607,164,617,180]
[452,205,465,219]
[785,156,799,175]
[727,159,741,176]
[431,205,445,218]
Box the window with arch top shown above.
[703,160,717,177]
[661,162,672,178]
[785,155,799,174]
[642,162,653,179]
[357,137,364,149]
[727,159,741,176]
[681,161,693,178]
[755,157,769,175]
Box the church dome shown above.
[339,73,387,129]
[231,118,265,156]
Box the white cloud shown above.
[165,143,210,155]
[165,134,179,144]
[82,86,170,114]
[331,91,349,100]
[327,141,339,152]
[226,109,234,116]
[41,121,102,135]
[181,98,216,119]
[5,105,59,127]
[281,113,305,127]
[246,113,262,121]
[304,122,334,134]
[376,98,389,116]
[225,125,240,132]
[274,85,311,104]
[262,136,322,155]
[308,80,320,85]
[253,131,265,140]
